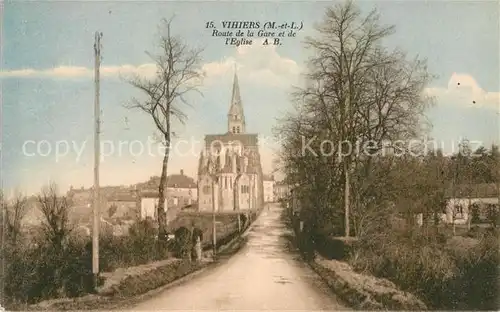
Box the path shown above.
[128,203,349,311]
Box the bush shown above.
[239,214,248,228]
[347,228,500,310]
[2,218,169,308]
[173,227,192,259]
[448,232,500,310]
[3,240,101,307]
[99,219,165,271]
[315,236,357,261]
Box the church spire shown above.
[228,65,246,134]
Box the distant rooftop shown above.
[137,169,197,189]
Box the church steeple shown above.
[228,66,245,134]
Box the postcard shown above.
[1,1,499,311]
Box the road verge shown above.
[309,255,428,310]
[24,210,263,311]
[283,207,427,310]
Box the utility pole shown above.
[209,158,217,258]
[92,31,102,285]
[211,175,217,258]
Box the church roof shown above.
[228,69,244,117]
[205,133,259,147]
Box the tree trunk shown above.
[157,147,170,239]
[467,197,472,230]
[344,161,350,237]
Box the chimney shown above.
[180,169,184,176]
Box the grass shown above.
[347,227,499,310]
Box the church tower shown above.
[227,68,246,134]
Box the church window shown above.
[230,177,232,189]
[224,176,228,189]
[232,126,236,133]
[241,185,249,194]
[236,126,240,133]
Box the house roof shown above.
[445,183,499,199]
[108,193,137,202]
[138,170,197,189]
[166,173,197,188]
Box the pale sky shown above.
[2,0,499,196]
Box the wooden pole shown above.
[212,175,217,258]
[92,31,102,283]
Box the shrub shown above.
[239,214,248,228]
[173,227,192,259]
[486,204,499,228]
[348,227,500,310]
[3,240,102,307]
[448,232,500,310]
[2,219,168,308]
[98,219,164,271]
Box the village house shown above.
[263,174,275,203]
[106,191,139,220]
[443,183,499,225]
[136,170,197,221]
[197,69,264,212]
[137,169,198,206]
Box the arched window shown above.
[236,126,240,133]
[232,126,236,133]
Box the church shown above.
[197,69,264,212]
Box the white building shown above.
[138,170,198,212]
[263,175,275,203]
[443,183,499,225]
[139,193,166,220]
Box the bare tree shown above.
[125,18,204,238]
[2,191,28,244]
[276,0,433,237]
[37,183,73,249]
